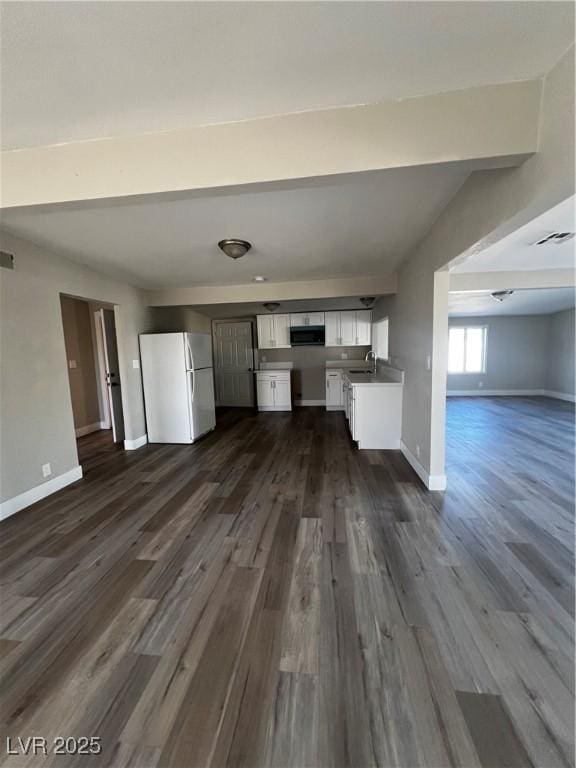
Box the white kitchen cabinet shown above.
[324,311,372,347]
[325,370,344,410]
[325,312,340,346]
[256,370,292,411]
[290,312,325,327]
[343,374,402,449]
[355,310,372,346]
[257,314,291,349]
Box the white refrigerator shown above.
[140,332,216,444]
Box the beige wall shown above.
[260,346,370,401]
[0,230,153,504]
[60,296,101,429]
[378,45,574,486]
[547,307,575,397]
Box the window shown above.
[448,326,487,373]
[373,317,389,360]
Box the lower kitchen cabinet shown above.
[256,370,292,411]
[325,370,345,410]
[343,376,403,449]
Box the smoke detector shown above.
[491,290,514,303]
[533,232,575,246]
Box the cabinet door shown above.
[325,312,340,346]
[355,311,372,346]
[257,316,274,348]
[290,313,307,327]
[273,379,291,408]
[307,312,325,326]
[257,378,274,406]
[273,314,291,347]
[326,374,341,407]
[340,311,356,346]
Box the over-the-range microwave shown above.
[290,325,325,346]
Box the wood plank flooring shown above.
[0,397,574,767]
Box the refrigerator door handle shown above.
[185,336,193,372]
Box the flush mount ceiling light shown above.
[253,275,266,282]
[218,238,252,259]
[359,297,376,308]
[491,290,514,302]
[263,302,280,312]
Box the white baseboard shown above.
[75,421,107,438]
[543,390,576,403]
[400,441,446,492]
[294,399,326,406]
[447,389,543,397]
[124,434,148,450]
[0,465,83,521]
[447,388,575,402]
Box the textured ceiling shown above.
[1,1,573,149]
[1,166,469,289]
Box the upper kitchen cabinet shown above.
[290,312,325,327]
[325,310,372,346]
[355,310,372,346]
[257,314,291,349]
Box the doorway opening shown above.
[60,295,125,467]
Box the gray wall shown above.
[60,296,101,429]
[447,315,549,393]
[0,230,153,504]
[150,306,212,334]
[547,307,575,396]
[260,346,370,401]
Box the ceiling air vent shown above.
[533,232,575,246]
[0,251,15,270]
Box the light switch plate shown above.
[132,359,140,369]
[68,360,77,369]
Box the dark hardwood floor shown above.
[0,398,574,767]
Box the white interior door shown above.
[99,308,125,443]
[214,321,254,407]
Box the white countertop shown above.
[258,362,294,371]
[345,371,403,386]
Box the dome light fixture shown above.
[253,275,266,282]
[263,302,280,312]
[359,297,375,308]
[218,238,252,260]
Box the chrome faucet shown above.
[365,350,377,374]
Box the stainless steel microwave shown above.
[290,325,325,346]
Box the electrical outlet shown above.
[68,360,77,369]
[42,463,52,478]
[415,445,421,459]
[260,355,267,362]
[341,352,348,359]
[132,359,140,369]
[478,381,484,388]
